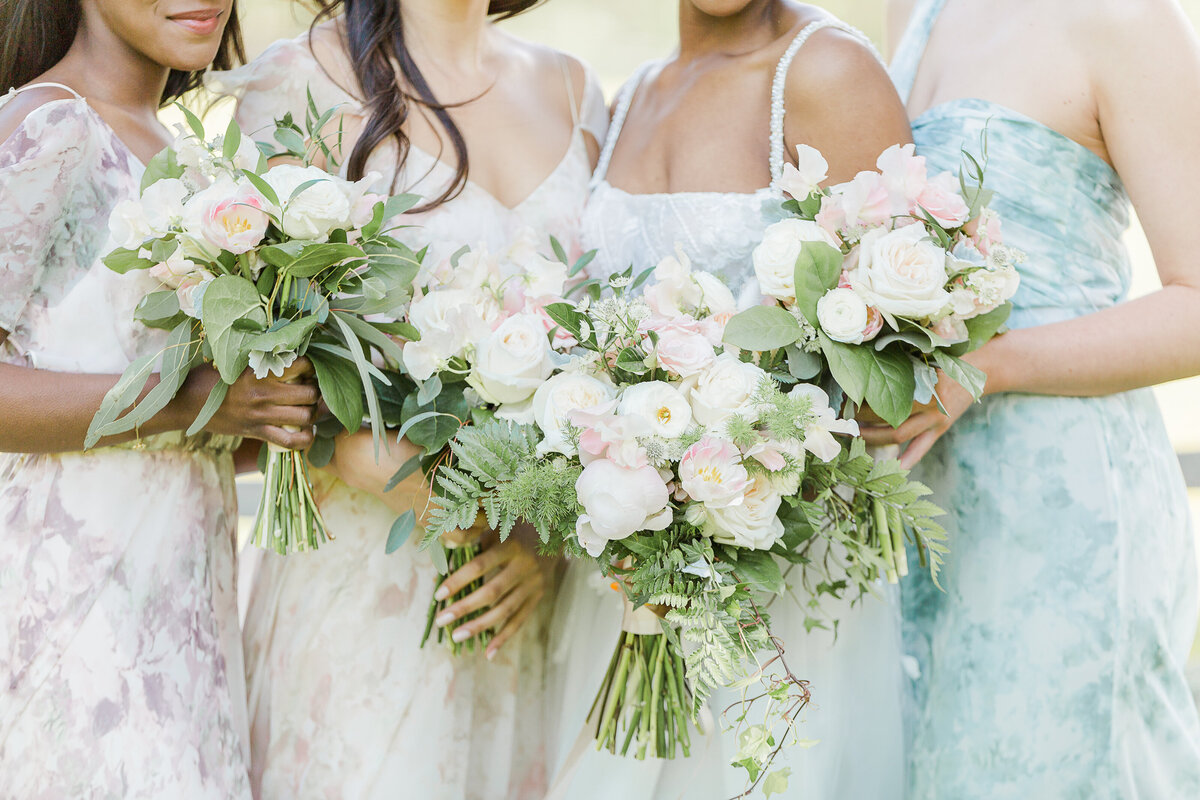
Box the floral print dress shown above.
[0,87,249,798]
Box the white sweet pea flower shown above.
[789,384,859,462]
[778,144,829,200]
[523,253,569,299]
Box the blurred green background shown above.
[229,0,1200,685]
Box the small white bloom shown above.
[617,381,693,439]
[778,144,829,200]
[816,287,871,344]
[248,345,299,379]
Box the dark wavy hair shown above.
[305,1,543,210]
[0,1,245,105]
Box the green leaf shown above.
[175,102,206,140]
[873,328,942,355]
[386,511,416,554]
[331,313,384,447]
[222,117,242,160]
[550,235,569,265]
[957,302,1012,355]
[273,126,307,155]
[793,241,844,327]
[93,319,201,440]
[723,305,802,351]
[280,243,366,279]
[381,193,421,222]
[763,768,792,799]
[384,455,422,492]
[417,374,442,406]
[309,349,365,433]
[241,169,280,207]
[569,249,597,278]
[400,388,470,455]
[85,353,158,448]
[185,379,230,436]
[200,275,267,383]
[330,311,406,367]
[785,345,822,380]
[932,350,988,400]
[134,290,184,330]
[103,247,156,275]
[306,434,335,468]
[140,147,183,192]
[734,550,785,595]
[820,332,916,427]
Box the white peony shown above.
[752,218,840,301]
[850,223,951,321]
[466,313,556,405]
[263,164,353,241]
[689,353,768,428]
[616,381,693,439]
[678,435,751,509]
[533,372,617,456]
[702,474,785,550]
[575,460,672,556]
[816,287,871,344]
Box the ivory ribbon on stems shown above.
[622,593,665,635]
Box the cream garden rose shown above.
[689,353,768,428]
[467,313,556,405]
[533,372,617,456]
[850,223,951,320]
[617,381,693,439]
[699,474,785,550]
[752,218,840,301]
[264,164,353,241]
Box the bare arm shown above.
[0,340,319,454]
[786,27,914,184]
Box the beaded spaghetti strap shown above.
[591,61,656,189]
[888,0,949,104]
[768,19,886,189]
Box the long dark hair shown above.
[306,1,542,210]
[0,1,245,105]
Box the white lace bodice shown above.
[580,19,879,304]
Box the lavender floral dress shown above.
[0,87,250,798]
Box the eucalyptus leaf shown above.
[332,313,384,449]
[330,311,405,367]
[273,126,307,154]
[723,305,802,351]
[385,511,416,554]
[134,290,184,330]
[85,353,158,449]
[819,332,916,427]
[94,319,201,440]
[140,147,183,192]
[932,350,988,400]
[306,434,336,469]
[785,345,822,381]
[185,379,230,437]
[201,275,267,383]
[103,247,156,275]
[383,455,422,493]
[222,118,242,160]
[416,374,442,406]
[399,388,470,455]
[309,349,365,433]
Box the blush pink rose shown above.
[916,172,971,228]
[654,324,717,378]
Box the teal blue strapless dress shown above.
[890,2,1200,798]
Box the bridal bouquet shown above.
[373,231,589,653]
[88,103,422,554]
[418,257,945,790]
[726,142,1021,432]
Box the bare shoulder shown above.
[492,31,593,104]
[784,18,893,104]
[0,85,82,147]
[1070,0,1200,83]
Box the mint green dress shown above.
[890,1,1200,797]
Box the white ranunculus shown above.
[778,144,830,200]
[467,313,555,405]
[575,460,672,555]
[850,224,951,321]
[617,381,693,439]
[703,474,785,550]
[533,372,617,456]
[689,353,768,428]
[961,265,1020,317]
[816,287,871,344]
[752,218,840,301]
[263,164,353,241]
[692,270,737,317]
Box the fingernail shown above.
[486,648,496,661]
[435,612,454,627]
[434,586,449,601]
[451,627,471,643]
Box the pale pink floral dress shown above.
[0,88,250,797]
[211,34,606,800]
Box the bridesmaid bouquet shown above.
[418,257,945,790]
[726,142,1022,431]
[88,103,423,554]
[374,231,589,653]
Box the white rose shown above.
[533,372,616,456]
[692,271,737,317]
[689,353,768,428]
[778,144,829,200]
[263,164,353,241]
[816,287,871,344]
[617,381,693,439]
[575,460,672,556]
[850,224,951,321]
[702,474,785,550]
[752,218,840,301]
[467,313,556,405]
